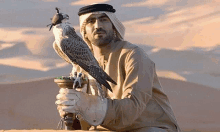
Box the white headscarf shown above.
[79,11,125,41]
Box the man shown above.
[56,4,181,132]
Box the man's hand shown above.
[56,83,87,118]
[55,84,108,126]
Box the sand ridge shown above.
[0,77,220,131]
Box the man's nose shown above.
[94,19,103,29]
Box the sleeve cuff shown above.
[101,98,116,125]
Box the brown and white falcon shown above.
[47,8,116,94]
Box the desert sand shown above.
[1,77,220,132]
[0,0,220,131]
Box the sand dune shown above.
[0,64,72,83]
[0,40,219,89]
[0,77,219,132]
[137,44,220,89]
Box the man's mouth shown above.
[94,32,106,39]
[95,31,105,35]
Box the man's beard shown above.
[90,29,114,47]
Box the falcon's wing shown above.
[60,34,116,91]
[53,41,71,64]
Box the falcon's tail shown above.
[97,77,113,92]
[105,73,117,85]
[99,72,117,92]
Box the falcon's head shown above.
[47,7,69,31]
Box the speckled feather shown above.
[53,23,116,92]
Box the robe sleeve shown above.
[101,47,155,130]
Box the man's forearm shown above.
[101,89,151,130]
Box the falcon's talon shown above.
[73,72,83,89]
[69,71,77,81]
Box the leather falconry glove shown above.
[55,84,108,126]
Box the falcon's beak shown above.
[47,23,53,31]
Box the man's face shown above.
[84,13,114,47]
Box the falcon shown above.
[47,7,116,94]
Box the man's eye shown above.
[100,18,109,22]
[87,19,95,23]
